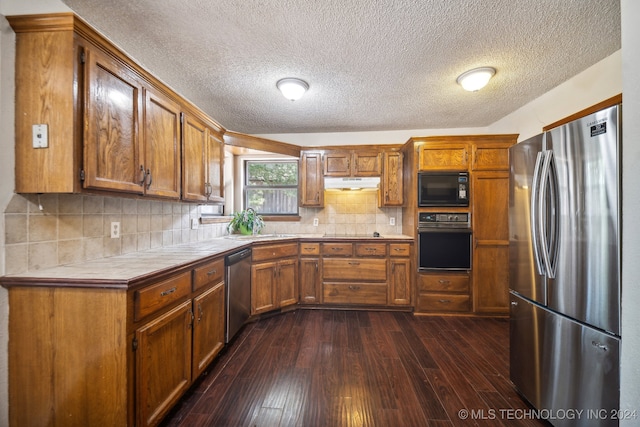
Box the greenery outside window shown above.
[245,160,299,215]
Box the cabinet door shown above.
[143,88,181,199]
[353,151,381,176]
[471,139,515,171]
[473,244,510,314]
[390,258,411,305]
[380,152,404,206]
[299,258,321,304]
[472,171,510,314]
[277,258,298,308]
[206,130,225,203]
[136,300,192,427]
[324,151,351,176]
[300,152,324,207]
[472,172,509,241]
[84,47,144,193]
[192,282,225,378]
[182,114,208,202]
[418,143,469,171]
[251,262,277,314]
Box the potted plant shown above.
[227,208,265,235]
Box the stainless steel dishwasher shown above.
[225,248,252,343]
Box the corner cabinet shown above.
[251,242,299,315]
[9,13,221,203]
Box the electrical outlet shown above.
[110,222,120,239]
[191,218,199,230]
[32,124,48,148]
[313,218,319,227]
[389,217,396,226]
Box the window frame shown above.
[243,159,300,216]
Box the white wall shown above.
[620,1,640,423]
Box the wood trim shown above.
[224,131,301,157]
[543,94,622,131]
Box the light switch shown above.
[32,124,48,148]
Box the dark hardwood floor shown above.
[161,309,547,427]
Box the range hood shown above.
[324,176,381,190]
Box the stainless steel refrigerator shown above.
[508,104,621,426]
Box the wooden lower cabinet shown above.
[251,243,299,315]
[3,255,226,427]
[416,272,471,313]
[192,281,225,378]
[299,243,321,304]
[136,300,193,427]
[473,243,510,315]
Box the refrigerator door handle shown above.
[538,149,556,278]
[530,151,546,275]
[546,151,560,278]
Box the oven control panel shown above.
[419,212,470,228]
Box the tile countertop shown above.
[0,233,413,286]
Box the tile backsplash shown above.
[3,190,402,275]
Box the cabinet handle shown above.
[438,299,451,304]
[207,269,217,276]
[331,247,344,251]
[197,303,203,322]
[139,165,146,186]
[438,280,451,285]
[365,247,377,252]
[348,261,360,265]
[160,287,177,297]
[348,285,360,291]
[315,262,318,271]
[315,192,320,202]
[188,309,194,329]
[204,182,212,199]
[146,168,152,189]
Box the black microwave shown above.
[417,172,469,207]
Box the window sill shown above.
[200,215,301,225]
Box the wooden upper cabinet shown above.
[379,151,403,206]
[83,46,145,194]
[143,87,182,199]
[324,150,381,176]
[12,18,81,193]
[418,143,469,171]
[353,151,381,176]
[300,151,324,207]
[206,130,224,203]
[182,114,208,202]
[471,136,517,171]
[324,151,351,176]
[182,112,225,203]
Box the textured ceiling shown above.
[61,0,620,134]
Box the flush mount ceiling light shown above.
[456,67,496,92]
[277,78,309,101]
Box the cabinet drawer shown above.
[355,243,387,257]
[193,257,224,291]
[321,243,353,257]
[135,272,191,321]
[299,242,320,256]
[389,243,411,257]
[252,243,298,262]
[323,283,387,305]
[418,274,469,293]
[322,258,386,281]
[417,294,470,313]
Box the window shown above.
[245,160,298,215]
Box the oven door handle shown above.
[418,227,472,233]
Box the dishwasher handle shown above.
[226,248,252,265]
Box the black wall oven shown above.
[418,212,472,271]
